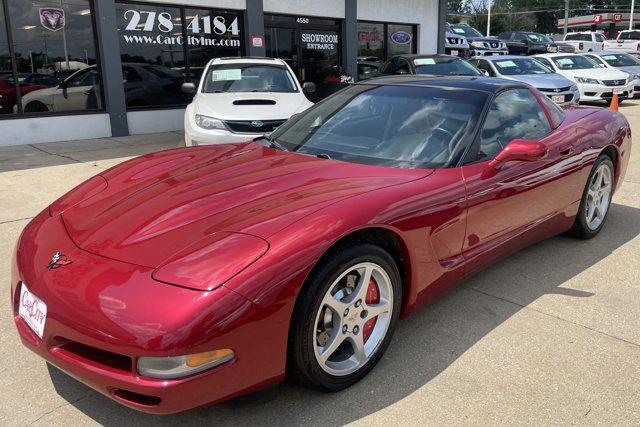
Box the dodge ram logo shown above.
[39,8,66,32]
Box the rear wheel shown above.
[290,244,401,390]
[570,154,614,239]
[23,101,49,113]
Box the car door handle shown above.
[560,147,574,157]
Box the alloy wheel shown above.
[585,162,613,231]
[313,262,393,376]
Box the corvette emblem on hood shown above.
[47,251,73,270]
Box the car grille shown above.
[539,86,572,93]
[224,119,286,134]
[602,79,626,86]
[447,37,460,45]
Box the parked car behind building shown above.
[498,32,558,55]
[562,31,606,52]
[447,23,508,56]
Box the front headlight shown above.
[137,349,234,379]
[570,84,578,91]
[575,77,600,84]
[547,46,557,52]
[195,114,227,131]
[471,41,484,48]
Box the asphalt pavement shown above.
[1,103,639,426]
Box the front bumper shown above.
[11,210,284,414]
[578,82,634,102]
[469,48,508,56]
[538,88,581,105]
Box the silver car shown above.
[583,51,640,98]
[444,30,470,58]
[469,55,580,105]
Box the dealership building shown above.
[0,0,444,146]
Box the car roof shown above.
[480,55,538,61]
[535,53,580,58]
[389,54,462,61]
[357,75,524,94]
[210,57,286,66]
[586,50,632,56]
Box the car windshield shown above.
[202,64,298,93]
[551,55,598,70]
[268,85,488,169]
[618,31,640,40]
[494,58,553,75]
[565,33,591,41]
[539,34,554,43]
[450,25,483,38]
[527,33,546,42]
[413,57,481,76]
[600,53,640,66]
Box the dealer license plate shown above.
[18,284,47,338]
[450,50,458,56]
[551,95,565,103]
[614,89,624,95]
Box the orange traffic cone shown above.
[610,93,619,111]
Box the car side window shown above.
[476,60,495,76]
[381,58,398,75]
[514,32,526,41]
[478,88,551,161]
[535,57,554,70]
[595,33,605,42]
[66,70,96,88]
[396,59,411,74]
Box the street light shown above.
[631,0,636,30]
[487,0,492,36]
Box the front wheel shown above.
[290,244,402,391]
[570,154,614,239]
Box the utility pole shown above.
[487,0,491,36]
[630,0,635,30]
[564,0,569,35]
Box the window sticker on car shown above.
[452,28,465,34]
[496,60,517,68]
[212,69,242,81]
[556,58,574,66]
[414,58,436,65]
[602,55,618,61]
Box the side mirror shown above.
[521,39,529,44]
[181,82,197,94]
[302,82,316,93]
[59,80,68,89]
[486,139,548,174]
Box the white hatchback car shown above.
[183,57,315,146]
[534,53,633,103]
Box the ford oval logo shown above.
[390,31,412,45]
[251,120,264,128]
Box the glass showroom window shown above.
[116,2,242,109]
[388,24,415,57]
[5,0,102,115]
[0,5,14,116]
[357,22,384,63]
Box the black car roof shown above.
[357,75,524,94]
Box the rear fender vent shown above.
[233,99,277,105]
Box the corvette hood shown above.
[194,92,312,121]
[61,143,429,268]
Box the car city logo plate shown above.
[251,120,264,128]
[47,251,73,270]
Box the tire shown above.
[290,244,402,391]
[24,101,49,113]
[570,154,615,239]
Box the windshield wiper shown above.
[253,135,288,152]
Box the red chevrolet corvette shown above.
[12,76,630,413]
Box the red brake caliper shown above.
[362,277,379,343]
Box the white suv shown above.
[183,57,315,146]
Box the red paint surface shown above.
[11,103,631,413]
